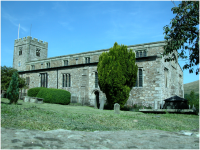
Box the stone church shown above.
[14,36,184,108]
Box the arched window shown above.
[139,69,143,87]
[143,51,146,57]
[62,73,71,87]
[136,52,139,58]
[140,51,142,57]
[164,68,168,88]
[41,73,48,87]
[95,72,98,88]
[134,69,143,87]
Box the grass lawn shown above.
[1,98,199,132]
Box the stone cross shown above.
[99,99,105,110]
[114,103,120,114]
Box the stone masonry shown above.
[14,36,184,107]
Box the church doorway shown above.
[94,91,100,109]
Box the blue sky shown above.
[1,1,199,84]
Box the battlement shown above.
[14,36,48,46]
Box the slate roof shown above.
[164,95,188,102]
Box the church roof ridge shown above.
[26,40,166,63]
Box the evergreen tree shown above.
[7,71,19,104]
[1,66,27,92]
[97,42,138,109]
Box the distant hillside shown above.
[184,80,199,95]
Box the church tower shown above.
[13,36,48,71]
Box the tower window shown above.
[19,47,22,55]
[18,62,20,67]
[36,48,40,57]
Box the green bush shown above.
[27,87,46,97]
[36,88,71,105]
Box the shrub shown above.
[36,88,71,105]
[6,71,19,104]
[120,103,153,112]
[186,90,199,115]
[27,87,46,97]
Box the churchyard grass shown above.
[1,98,199,132]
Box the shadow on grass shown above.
[1,101,22,105]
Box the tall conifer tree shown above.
[97,42,138,109]
[7,71,19,104]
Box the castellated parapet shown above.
[13,36,48,71]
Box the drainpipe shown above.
[57,68,58,89]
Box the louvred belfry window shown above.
[19,47,22,55]
[36,48,40,57]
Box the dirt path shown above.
[1,127,199,149]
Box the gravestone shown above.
[24,96,30,102]
[37,98,44,104]
[99,99,105,110]
[30,97,37,103]
[189,105,190,109]
[24,96,28,102]
[114,103,120,114]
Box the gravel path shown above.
[1,127,199,149]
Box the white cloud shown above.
[59,21,74,31]
[2,9,28,32]
[51,2,67,13]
